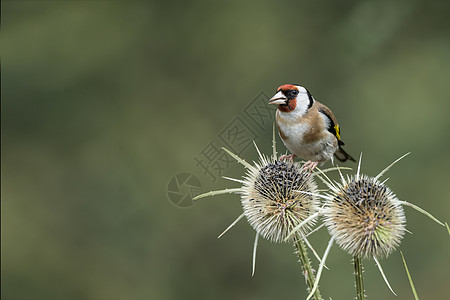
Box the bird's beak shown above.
[268,91,287,105]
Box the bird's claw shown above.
[279,154,296,162]
[302,160,319,172]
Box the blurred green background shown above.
[2,1,450,299]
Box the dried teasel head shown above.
[241,158,319,243]
[323,174,406,258]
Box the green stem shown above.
[354,256,366,300]
[294,238,323,300]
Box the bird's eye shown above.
[288,90,299,98]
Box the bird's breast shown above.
[277,117,310,144]
[276,110,314,144]
[276,109,336,161]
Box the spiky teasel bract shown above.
[193,126,326,298]
[241,154,319,243]
[313,153,446,297]
[323,174,405,259]
[193,136,320,243]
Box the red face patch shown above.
[276,84,297,92]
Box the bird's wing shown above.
[317,104,344,145]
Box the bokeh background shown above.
[2,1,450,299]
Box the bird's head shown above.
[269,84,313,114]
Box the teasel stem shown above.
[353,256,366,300]
[294,237,323,300]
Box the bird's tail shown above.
[334,146,356,162]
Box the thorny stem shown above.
[294,238,323,300]
[354,256,366,300]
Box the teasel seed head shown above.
[241,157,319,243]
[323,174,406,259]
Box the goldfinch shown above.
[269,84,355,169]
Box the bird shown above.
[268,83,355,170]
